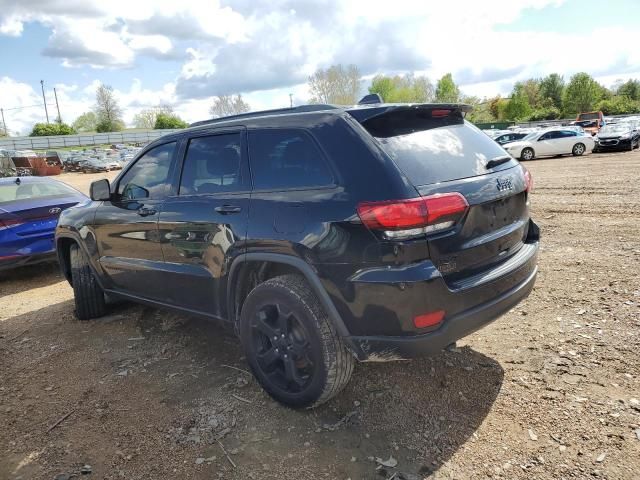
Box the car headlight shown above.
[621,133,631,139]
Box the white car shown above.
[503,128,595,160]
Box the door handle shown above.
[137,207,157,217]
[215,205,242,214]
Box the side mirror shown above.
[90,179,111,201]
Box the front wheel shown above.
[70,244,106,320]
[520,147,534,161]
[572,143,586,156]
[239,274,354,409]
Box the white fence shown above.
[0,129,181,151]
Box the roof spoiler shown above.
[347,103,473,124]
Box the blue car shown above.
[0,176,88,271]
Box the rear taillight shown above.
[357,193,468,240]
[522,165,533,192]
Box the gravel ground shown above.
[1,153,639,480]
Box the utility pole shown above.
[0,108,6,136]
[40,80,50,123]
[289,93,293,108]
[53,87,62,123]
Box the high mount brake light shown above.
[357,193,468,240]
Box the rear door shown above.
[356,108,532,283]
[157,129,250,317]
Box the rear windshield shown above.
[0,181,78,204]
[371,120,516,186]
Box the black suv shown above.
[55,101,539,408]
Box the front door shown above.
[158,130,250,318]
[536,131,561,155]
[93,141,178,300]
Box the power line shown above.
[1,103,58,111]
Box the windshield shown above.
[0,181,79,204]
[522,132,540,141]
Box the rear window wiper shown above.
[485,156,512,169]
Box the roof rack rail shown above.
[189,104,340,128]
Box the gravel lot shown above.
[1,152,639,479]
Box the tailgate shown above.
[351,104,532,282]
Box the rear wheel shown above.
[70,244,106,320]
[572,143,586,156]
[239,274,354,408]
[520,148,534,161]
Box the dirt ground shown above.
[1,153,639,480]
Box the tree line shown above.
[26,67,640,136]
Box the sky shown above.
[1,0,639,135]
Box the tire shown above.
[520,147,534,161]
[572,143,586,156]
[70,244,106,320]
[239,274,354,409]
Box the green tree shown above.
[134,105,174,129]
[94,84,124,131]
[503,84,532,121]
[72,112,98,132]
[96,118,124,133]
[520,79,541,109]
[617,79,640,100]
[154,113,189,129]
[30,122,76,136]
[209,94,251,118]
[596,97,640,115]
[368,73,434,103]
[528,107,561,121]
[539,74,565,110]
[308,64,361,105]
[563,73,605,115]
[435,73,460,103]
[462,96,495,123]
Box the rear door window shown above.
[370,117,515,186]
[248,129,334,190]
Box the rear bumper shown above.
[332,220,540,361]
[347,265,537,360]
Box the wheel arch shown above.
[228,253,352,344]
[56,235,78,284]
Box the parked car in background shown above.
[81,159,110,173]
[494,132,528,145]
[594,123,640,152]
[56,101,539,408]
[574,111,604,136]
[503,128,595,160]
[103,159,122,170]
[1,176,87,270]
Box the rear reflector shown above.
[414,310,445,329]
[357,193,468,239]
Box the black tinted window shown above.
[248,130,333,190]
[118,142,176,200]
[374,121,515,186]
[179,134,242,195]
